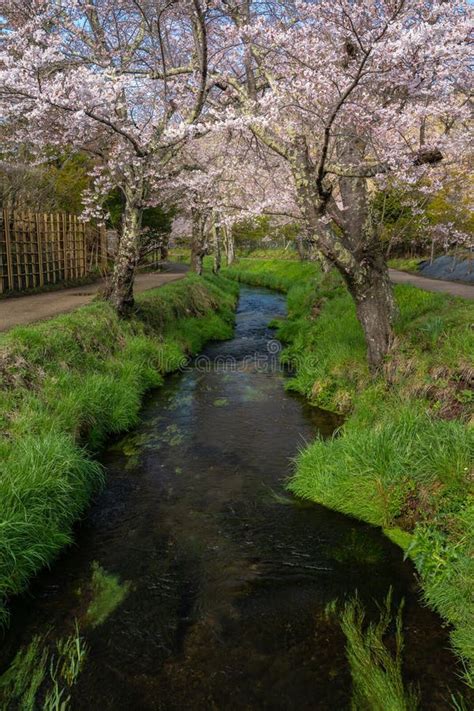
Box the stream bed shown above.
[0,287,466,710]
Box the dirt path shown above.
[389,268,474,300]
[0,265,187,332]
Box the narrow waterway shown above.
[0,287,465,709]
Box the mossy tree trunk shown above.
[291,135,396,372]
[190,208,208,275]
[211,212,222,275]
[109,185,143,317]
[160,235,169,262]
[223,224,235,266]
[344,256,395,372]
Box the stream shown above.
[0,287,465,710]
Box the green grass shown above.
[0,274,238,625]
[0,623,87,711]
[340,592,419,711]
[0,635,48,711]
[388,258,424,273]
[224,257,318,292]
[293,410,472,528]
[238,247,298,260]
[168,247,190,262]
[223,257,474,687]
[168,247,299,263]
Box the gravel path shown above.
[389,269,474,300]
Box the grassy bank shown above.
[388,257,423,273]
[237,248,298,260]
[0,274,238,626]
[168,248,299,263]
[224,258,474,687]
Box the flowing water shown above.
[0,287,467,710]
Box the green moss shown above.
[111,432,151,458]
[158,424,185,446]
[0,274,238,625]
[85,563,130,628]
[383,528,414,552]
[213,398,229,407]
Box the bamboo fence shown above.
[0,209,107,294]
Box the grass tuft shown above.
[0,623,87,711]
[0,635,48,711]
[340,591,419,711]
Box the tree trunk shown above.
[304,215,395,372]
[290,134,396,372]
[345,259,395,373]
[109,189,143,317]
[303,203,395,371]
[160,235,169,262]
[190,208,208,275]
[223,224,235,266]
[295,234,309,261]
[311,245,332,272]
[211,214,221,275]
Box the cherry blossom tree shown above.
[171,128,300,270]
[0,0,471,369]
[0,0,210,314]
[212,0,473,369]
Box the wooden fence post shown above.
[79,220,86,276]
[12,211,20,291]
[72,215,78,279]
[62,213,69,281]
[43,213,51,284]
[35,212,44,287]
[55,212,62,281]
[4,209,14,291]
[1,209,106,293]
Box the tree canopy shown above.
[0,0,471,366]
